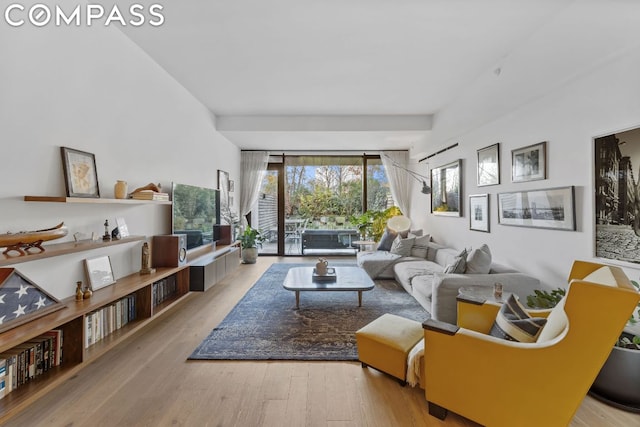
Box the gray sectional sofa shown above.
[357,241,542,324]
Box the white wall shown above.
[0,14,240,298]
[410,48,640,288]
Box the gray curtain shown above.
[381,151,412,216]
[239,151,269,226]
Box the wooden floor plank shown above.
[2,256,637,426]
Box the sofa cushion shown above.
[411,274,435,300]
[490,294,547,343]
[466,244,492,274]
[442,248,468,274]
[390,236,415,257]
[377,229,398,251]
[434,246,460,267]
[394,261,442,292]
[410,234,431,259]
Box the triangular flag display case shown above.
[0,268,63,334]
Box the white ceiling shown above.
[119,0,598,152]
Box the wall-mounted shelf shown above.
[24,196,171,205]
[0,236,145,267]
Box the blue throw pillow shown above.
[377,230,397,251]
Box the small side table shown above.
[352,240,376,252]
[457,285,512,305]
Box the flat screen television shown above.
[171,182,220,250]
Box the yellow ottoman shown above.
[356,313,424,385]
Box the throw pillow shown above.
[390,235,415,257]
[465,244,492,274]
[410,234,431,258]
[443,248,468,274]
[377,229,397,251]
[489,294,547,343]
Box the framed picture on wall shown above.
[594,126,640,263]
[511,141,547,183]
[430,159,462,216]
[497,186,575,231]
[469,194,489,232]
[218,170,230,222]
[477,143,500,186]
[60,147,100,198]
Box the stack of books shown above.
[130,190,169,201]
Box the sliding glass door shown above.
[255,154,394,256]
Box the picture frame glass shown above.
[431,159,462,216]
[61,147,100,198]
[477,143,500,186]
[85,256,116,290]
[594,127,640,263]
[218,170,230,223]
[511,141,547,182]
[469,194,489,232]
[498,186,575,230]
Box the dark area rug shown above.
[189,263,429,361]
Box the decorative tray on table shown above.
[312,267,337,282]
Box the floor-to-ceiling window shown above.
[256,154,393,256]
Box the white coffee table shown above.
[283,266,375,309]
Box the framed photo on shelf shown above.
[431,159,462,216]
[60,147,100,198]
[469,194,489,232]
[84,255,116,290]
[497,186,575,231]
[511,141,547,182]
[477,143,500,186]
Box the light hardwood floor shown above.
[6,257,639,426]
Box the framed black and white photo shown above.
[431,159,462,216]
[218,170,230,220]
[469,194,489,232]
[497,186,575,231]
[477,143,500,186]
[511,141,547,183]
[60,147,100,198]
[84,256,116,290]
[594,126,640,263]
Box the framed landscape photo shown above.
[84,255,116,290]
[60,147,100,198]
[477,143,500,186]
[469,194,489,232]
[431,159,462,216]
[497,186,575,231]
[511,141,547,183]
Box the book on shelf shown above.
[130,190,169,201]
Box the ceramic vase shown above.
[114,180,128,199]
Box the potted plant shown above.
[239,227,264,264]
[589,280,640,412]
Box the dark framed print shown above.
[60,147,100,198]
[594,126,640,263]
[477,143,500,186]
[497,186,575,231]
[431,159,462,216]
[511,141,547,183]
[218,170,230,221]
[469,194,489,232]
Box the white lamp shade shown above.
[387,215,411,233]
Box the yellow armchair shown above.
[422,261,640,427]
